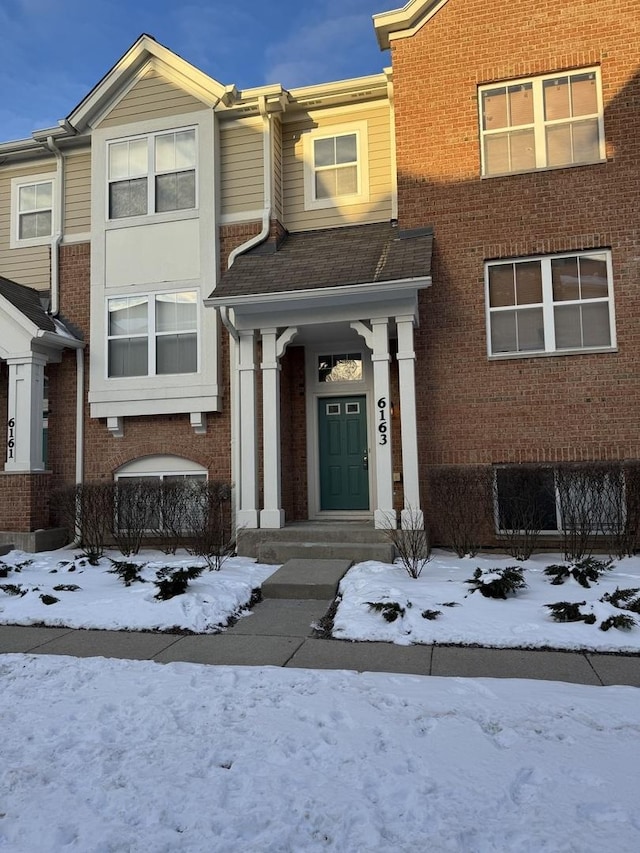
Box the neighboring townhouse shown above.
[0,0,638,553]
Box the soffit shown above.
[373,0,451,50]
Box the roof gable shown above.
[373,0,451,50]
[66,35,237,133]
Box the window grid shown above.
[107,128,197,219]
[480,68,604,176]
[486,251,615,357]
[107,291,198,378]
[15,179,54,242]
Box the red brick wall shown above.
[0,472,51,531]
[390,0,640,485]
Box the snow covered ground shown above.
[1,548,640,850]
[1,654,639,853]
[2,547,640,652]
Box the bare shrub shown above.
[157,480,193,554]
[381,506,430,578]
[182,481,235,570]
[428,465,493,557]
[556,462,622,561]
[112,479,160,556]
[55,483,114,564]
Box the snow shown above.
[334,552,640,652]
[0,655,638,852]
[1,548,640,850]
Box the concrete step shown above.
[237,523,390,558]
[257,541,395,565]
[261,558,352,599]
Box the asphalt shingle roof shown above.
[0,276,56,332]
[214,222,433,299]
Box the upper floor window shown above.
[303,122,369,210]
[479,68,604,176]
[486,250,615,357]
[108,128,196,219]
[10,174,55,248]
[107,290,198,377]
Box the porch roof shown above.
[0,277,56,332]
[212,222,433,299]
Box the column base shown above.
[401,508,424,530]
[236,509,260,529]
[259,508,285,529]
[374,508,397,530]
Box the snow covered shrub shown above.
[601,587,640,614]
[600,614,636,631]
[545,601,596,624]
[52,584,80,592]
[108,559,147,587]
[427,465,493,557]
[544,557,613,589]
[466,566,527,599]
[366,601,406,622]
[421,609,441,620]
[380,506,430,578]
[0,584,27,597]
[153,565,205,600]
[40,594,59,605]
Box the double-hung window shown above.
[108,128,196,219]
[479,68,604,176]
[486,251,615,356]
[107,291,198,377]
[303,122,369,210]
[10,174,55,247]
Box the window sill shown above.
[105,207,199,230]
[9,234,53,250]
[480,157,608,180]
[488,346,617,361]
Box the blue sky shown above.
[0,0,390,142]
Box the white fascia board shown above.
[373,0,450,50]
[90,395,221,419]
[67,35,231,132]
[36,329,85,352]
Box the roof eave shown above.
[373,0,450,50]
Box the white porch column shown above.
[237,330,259,528]
[352,318,396,529]
[396,315,424,530]
[259,326,298,528]
[5,353,46,472]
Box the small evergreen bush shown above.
[366,601,406,622]
[544,557,613,589]
[421,609,441,620]
[52,584,80,592]
[601,587,640,614]
[466,566,527,599]
[40,594,59,605]
[154,565,205,600]
[0,584,27,597]
[545,601,597,624]
[108,559,147,587]
[600,614,636,631]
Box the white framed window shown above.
[479,68,604,176]
[485,250,615,357]
[10,173,55,248]
[107,290,198,377]
[303,122,369,210]
[107,127,197,219]
[318,352,363,383]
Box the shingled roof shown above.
[0,276,57,332]
[214,222,433,299]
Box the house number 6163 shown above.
[377,397,388,446]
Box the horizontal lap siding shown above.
[0,163,53,289]
[64,151,91,235]
[282,104,393,231]
[219,118,264,216]
[98,69,205,128]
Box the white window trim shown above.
[10,173,56,249]
[106,289,200,380]
[302,121,370,211]
[115,455,208,478]
[485,249,616,359]
[479,67,605,177]
[106,125,199,223]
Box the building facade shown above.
[0,0,638,551]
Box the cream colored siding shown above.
[64,150,91,234]
[283,104,392,231]
[0,162,53,289]
[219,118,264,217]
[272,116,284,223]
[99,69,205,128]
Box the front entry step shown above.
[258,541,395,565]
[261,558,352,600]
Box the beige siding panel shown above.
[219,119,264,217]
[0,162,53,289]
[99,69,206,129]
[64,151,91,234]
[283,105,392,231]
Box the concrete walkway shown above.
[1,595,639,686]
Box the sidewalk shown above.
[1,596,639,686]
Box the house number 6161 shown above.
[377,397,388,446]
[7,417,15,460]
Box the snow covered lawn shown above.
[0,654,638,852]
[334,551,640,652]
[0,549,275,634]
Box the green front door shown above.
[318,395,369,511]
